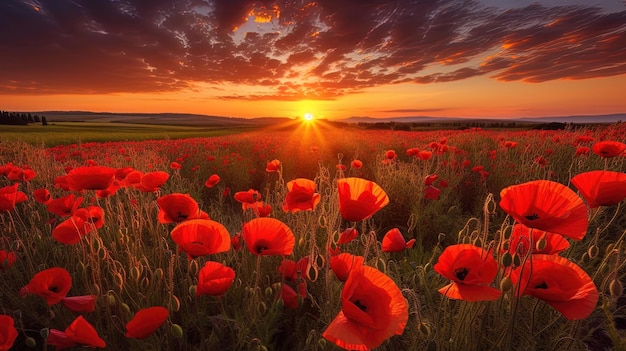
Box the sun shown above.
[303,113,315,122]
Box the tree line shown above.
[0,110,47,125]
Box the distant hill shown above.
[341,114,626,124]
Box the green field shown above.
[0,122,252,147]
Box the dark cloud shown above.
[0,0,624,98]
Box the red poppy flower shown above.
[245,201,272,217]
[337,228,358,245]
[62,315,106,348]
[323,265,408,350]
[385,150,397,160]
[33,188,52,204]
[424,185,441,200]
[170,162,182,170]
[418,150,432,160]
[592,140,626,158]
[266,159,281,172]
[504,141,518,148]
[382,228,415,252]
[170,219,231,259]
[330,253,365,282]
[196,261,235,297]
[47,194,84,217]
[125,306,169,339]
[406,147,420,156]
[0,250,16,272]
[434,244,501,302]
[234,189,261,204]
[47,329,77,350]
[424,174,438,186]
[62,295,97,313]
[205,174,221,188]
[283,178,321,213]
[350,160,363,169]
[65,166,116,191]
[157,193,202,223]
[280,283,306,309]
[0,184,28,212]
[499,180,588,241]
[510,255,598,320]
[337,178,389,222]
[0,315,18,351]
[278,257,310,281]
[242,218,295,256]
[231,233,242,251]
[575,146,590,156]
[7,166,36,182]
[506,224,570,256]
[571,170,626,208]
[135,171,169,192]
[336,164,347,171]
[22,267,72,305]
[52,216,88,244]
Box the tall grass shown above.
[1,123,625,350]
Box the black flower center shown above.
[534,281,548,289]
[176,211,188,220]
[49,285,59,293]
[525,213,540,221]
[455,268,469,281]
[353,299,367,312]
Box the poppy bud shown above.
[258,302,267,315]
[500,276,513,292]
[512,254,521,267]
[605,243,615,257]
[609,279,623,299]
[189,285,197,296]
[106,293,116,306]
[171,324,184,339]
[170,295,180,312]
[265,287,274,300]
[39,328,49,339]
[535,237,547,251]
[121,303,131,314]
[418,323,431,337]
[154,268,164,280]
[25,336,37,348]
[92,284,100,295]
[588,244,599,259]
[501,241,509,251]
[501,252,513,267]
[317,338,327,349]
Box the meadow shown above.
[0,120,625,350]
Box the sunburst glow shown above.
[303,113,314,121]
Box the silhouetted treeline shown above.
[357,121,521,131]
[0,110,43,125]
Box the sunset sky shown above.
[1,0,625,120]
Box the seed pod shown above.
[106,293,116,306]
[609,279,623,299]
[418,323,431,337]
[171,324,184,339]
[121,303,131,314]
[588,244,599,259]
[500,276,513,292]
[535,237,547,251]
[189,285,197,297]
[170,295,180,312]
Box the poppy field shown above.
[1,121,625,350]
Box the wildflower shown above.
[0,315,18,351]
[62,295,97,313]
[125,306,169,339]
[47,194,83,217]
[406,147,420,156]
[33,188,52,204]
[65,166,116,191]
[424,174,438,186]
[242,218,295,256]
[205,174,221,188]
[337,178,389,222]
[424,185,441,200]
[170,219,231,260]
[157,193,204,223]
[330,253,365,282]
[0,184,28,212]
[266,159,281,172]
[0,250,16,271]
[197,261,235,297]
[504,141,518,148]
[283,178,321,213]
[280,283,306,309]
[48,315,106,349]
[592,140,626,158]
[170,162,182,170]
[350,160,363,169]
[510,255,598,320]
[231,233,242,251]
[418,150,432,160]
[337,228,358,245]
[385,150,397,160]
[382,228,415,252]
[135,171,169,192]
[434,244,501,301]
[575,146,590,156]
[505,224,570,256]
[323,265,408,350]
[336,164,347,171]
[22,267,72,305]
[571,170,626,208]
[499,180,588,240]
[52,216,88,244]
[234,189,261,205]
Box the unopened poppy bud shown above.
[588,244,599,259]
[258,302,267,314]
[500,276,513,292]
[501,252,513,267]
[189,285,197,296]
[512,254,521,267]
[605,243,615,256]
[39,328,49,339]
[170,295,180,312]
[171,324,184,339]
[25,336,37,348]
[92,284,100,295]
[106,293,116,306]
[423,263,431,272]
[535,238,547,251]
[265,286,274,299]
[317,338,327,349]
[418,323,431,337]
[501,241,509,251]
[154,268,164,280]
[121,303,131,314]
[609,279,623,298]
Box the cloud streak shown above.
[0,0,624,100]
